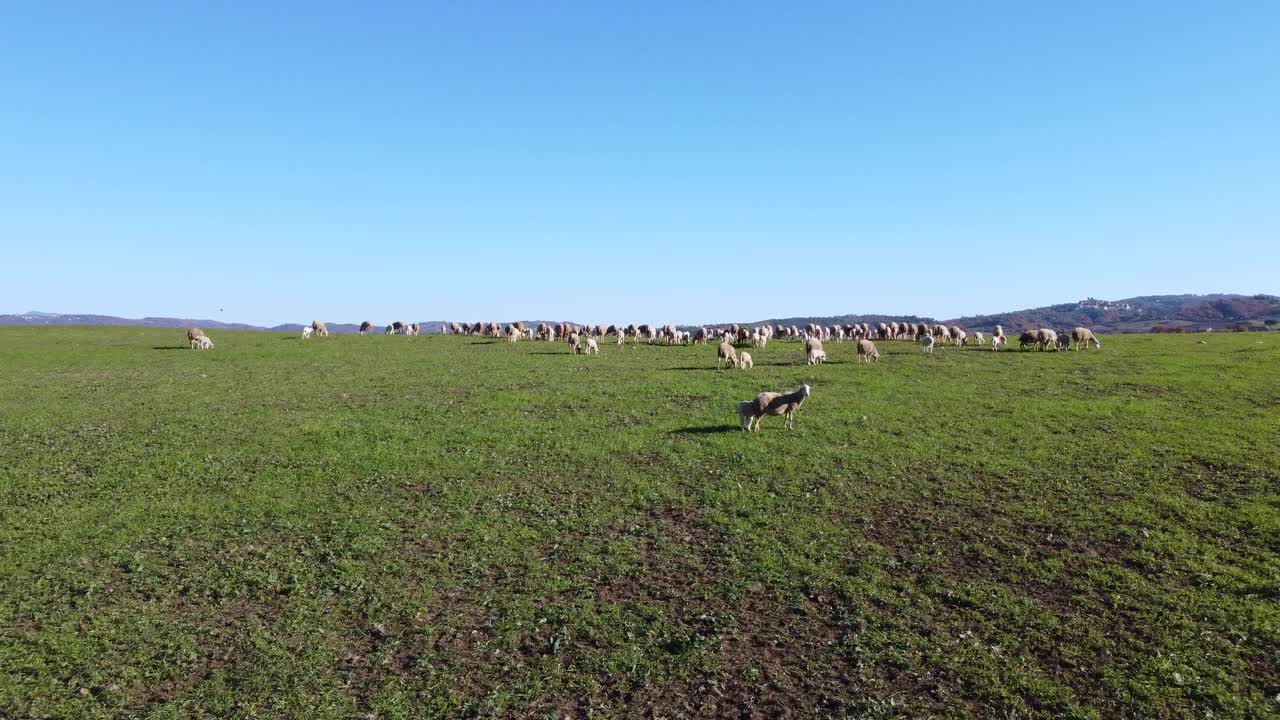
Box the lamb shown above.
[804,335,824,356]
[585,337,599,355]
[1056,332,1071,351]
[717,341,739,370]
[1071,327,1102,350]
[384,324,395,335]
[921,334,935,353]
[857,338,880,363]
[952,328,967,346]
[1018,330,1037,351]
[974,331,985,345]
[738,351,753,368]
[360,321,374,335]
[301,326,313,339]
[993,325,1005,343]
[807,348,827,365]
[992,335,1007,351]
[187,328,206,349]
[568,332,581,354]
[738,384,811,431]
[312,320,329,337]
[193,335,213,350]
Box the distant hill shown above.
[743,295,1279,334]
[942,294,1280,333]
[3,295,1277,335]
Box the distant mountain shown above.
[3,295,1277,335]
[0,312,455,334]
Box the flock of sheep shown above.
[183,319,1102,432]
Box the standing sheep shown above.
[1071,327,1102,350]
[857,338,880,363]
[1018,330,1037,351]
[312,321,329,337]
[568,332,581,354]
[974,331,985,345]
[738,351,753,369]
[717,341,739,370]
[187,328,206,349]
[1035,328,1059,351]
[738,384,811,431]
[359,321,374,335]
[301,326,313,339]
[992,335,1007,351]
[921,334,935,354]
[585,337,599,355]
[807,348,827,365]
[193,335,214,350]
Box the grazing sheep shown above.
[449,322,464,335]
[717,341,739,370]
[385,324,395,335]
[692,327,708,345]
[993,325,1005,343]
[585,337,599,355]
[312,321,329,337]
[187,328,206,349]
[360,321,374,335]
[568,332,581,354]
[952,329,967,346]
[1035,328,1059,351]
[857,338,880,363]
[807,348,827,365]
[804,336,824,356]
[301,326,313,339]
[992,335,1007,351]
[193,335,213,350]
[411,322,421,335]
[738,351,753,369]
[1071,327,1102,350]
[974,331,985,345]
[738,384,811,431]
[921,334,935,353]
[1056,332,1071,351]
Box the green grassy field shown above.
[1,326,1277,719]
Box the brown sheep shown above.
[187,327,206,349]
[312,320,329,337]
[568,332,581,354]
[739,384,811,431]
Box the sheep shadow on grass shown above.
[671,425,740,435]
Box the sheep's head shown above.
[801,384,811,397]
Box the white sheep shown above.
[807,348,827,365]
[738,351,753,368]
[974,331,985,345]
[717,341,739,369]
[1071,327,1102,350]
[194,335,214,350]
[301,326,313,339]
[921,335,935,354]
[585,337,600,355]
[738,384,811,431]
[992,335,1006,351]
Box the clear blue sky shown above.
[2,2,1276,326]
